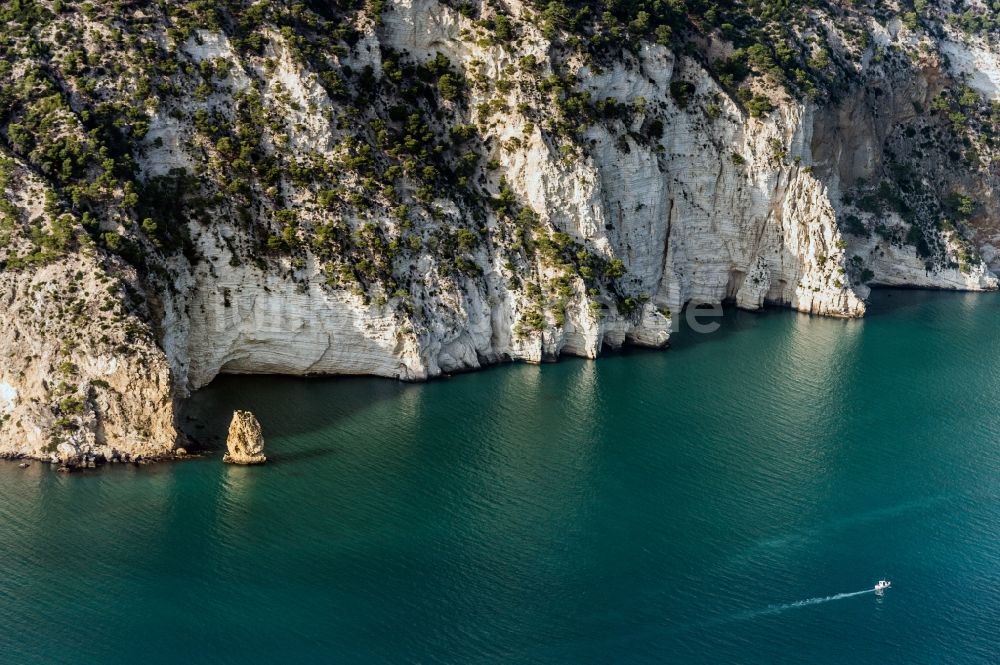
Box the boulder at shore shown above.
[223,410,266,465]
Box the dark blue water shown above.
[2,290,1000,664]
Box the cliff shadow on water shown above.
[660,301,857,355]
[183,300,858,457]
[177,288,1000,468]
[178,373,411,463]
[862,285,1000,318]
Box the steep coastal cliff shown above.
[1,0,998,461]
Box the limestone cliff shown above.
[0,161,177,461]
[1,0,998,460]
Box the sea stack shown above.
[223,410,267,465]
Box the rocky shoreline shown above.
[0,448,197,472]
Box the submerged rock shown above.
[223,410,266,465]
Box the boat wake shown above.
[739,588,875,620]
[676,587,879,633]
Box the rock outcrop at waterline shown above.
[1,1,999,461]
[223,411,267,465]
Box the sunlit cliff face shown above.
[0,1,998,460]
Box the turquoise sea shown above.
[2,289,1000,664]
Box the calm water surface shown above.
[2,289,1000,664]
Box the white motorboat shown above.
[874,580,891,592]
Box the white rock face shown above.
[0,383,15,415]
[156,3,874,394]
[182,261,429,385]
[851,234,1000,290]
[941,39,1000,101]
